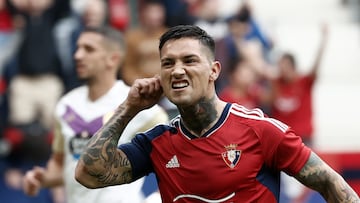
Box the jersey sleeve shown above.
[274,129,311,175]
[257,118,311,176]
[119,124,171,181]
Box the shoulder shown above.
[55,85,87,112]
[229,103,289,134]
[107,80,130,101]
[59,85,87,103]
[131,124,176,147]
[113,80,130,91]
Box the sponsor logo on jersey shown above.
[69,131,92,159]
[222,144,241,169]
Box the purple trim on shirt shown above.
[62,105,103,135]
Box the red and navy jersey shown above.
[119,103,311,203]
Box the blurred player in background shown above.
[23,26,168,203]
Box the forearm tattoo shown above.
[80,105,134,186]
[295,152,360,202]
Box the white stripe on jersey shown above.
[234,104,264,118]
[231,104,289,133]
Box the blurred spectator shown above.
[55,0,109,92]
[22,25,168,203]
[0,0,22,133]
[0,0,21,70]
[121,0,179,117]
[215,2,273,93]
[159,0,197,27]
[6,0,71,130]
[108,0,130,31]
[192,0,228,40]
[1,1,71,202]
[121,0,167,86]
[219,59,270,110]
[270,24,328,203]
[0,0,12,33]
[0,0,14,154]
[270,24,328,146]
[237,1,273,54]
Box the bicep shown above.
[293,151,332,192]
[293,151,359,202]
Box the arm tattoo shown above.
[294,152,360,202]
[79,105,135,186]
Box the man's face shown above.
[74,32,108,81]
[83,0,106,27]
[160,38,220,106]
[142,3,165,28]
[278,56,295,81]
[229,21,250,38]
[232,62,256,88]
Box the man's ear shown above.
[107,51,122,70]
[210,61,221,81]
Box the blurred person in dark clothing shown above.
[55,0,109,92]
[157,0,197,27]
[2,0,71,200]
[215,2,273,94]
[6,0,71,130]
[23,25,167,203]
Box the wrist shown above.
[119,100,141,117]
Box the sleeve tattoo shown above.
[79,105,134,186]
[294,152,360,202]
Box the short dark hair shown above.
[281,52,296,68]
[159,25,215,60]
[82,26,125,51]
[227,6,251,24]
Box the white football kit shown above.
[53,80,168,203]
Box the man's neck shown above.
[88,79,116,101]
[178,97,226,137]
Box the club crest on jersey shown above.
[222,144,241,169]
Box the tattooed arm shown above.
[294,152,360,202]
[75,77,163,189]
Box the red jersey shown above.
[272,75,315,139]
[0,9,13,31]
[120,103,311,202]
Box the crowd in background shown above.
[0,0,357,203]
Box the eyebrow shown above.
[183,54,198,59]
[161,54,199,61]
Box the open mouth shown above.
[172,81,189,89]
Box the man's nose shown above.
[74,48,83,60]
[171,62,186,77]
